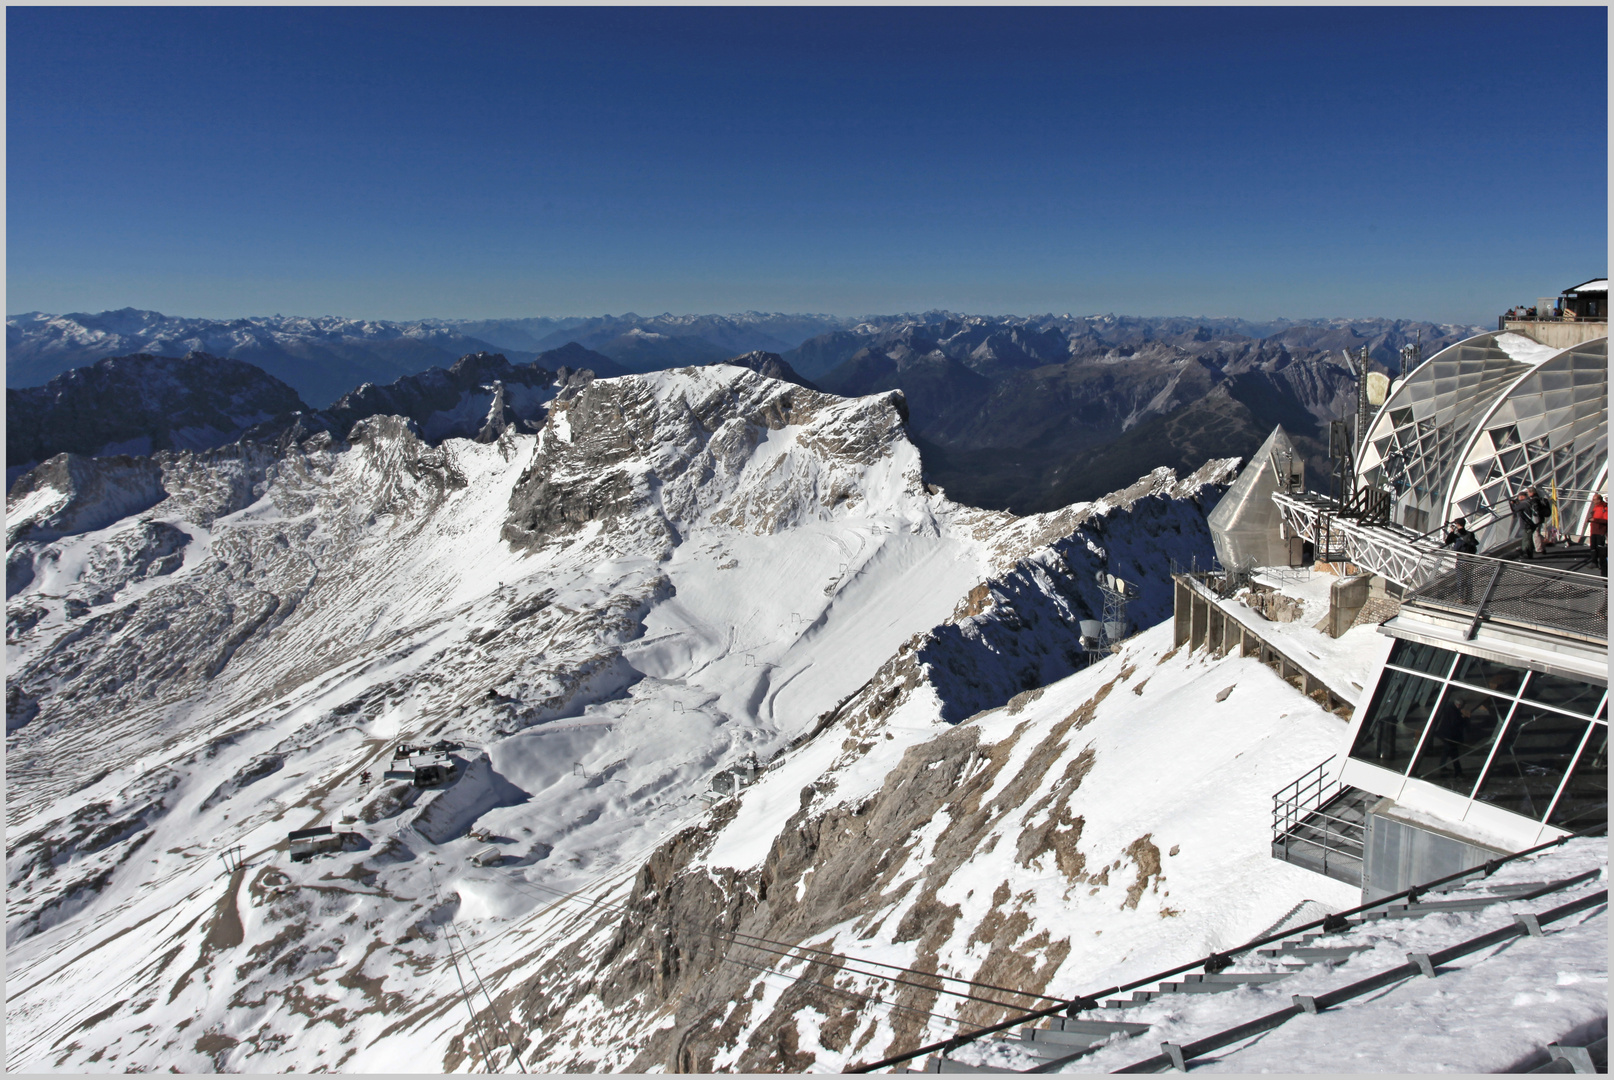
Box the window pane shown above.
[1387,639,1456,678]
[1350,669,1445,774]
[1451,654,1525,697]
[1472,707,1590,821]
[1547,725,1608,833]
[1409,685,1512,795]
[1522,672,1606,718]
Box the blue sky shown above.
[7,7,1607,324]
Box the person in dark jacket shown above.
[1442,517,1479,600]
[1442,517,1478,554]
[1512,486,1549,559]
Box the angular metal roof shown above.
[1208,424,1300,571]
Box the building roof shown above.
[1564,278,1607,294]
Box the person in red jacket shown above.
[1584,494,1607,576]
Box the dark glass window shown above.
[1451,654,1525,697]
[1350,669,1445,774]
[1521,672,1606,718]
[1409,685,1512,795]
[1547,725,1608,833]
[1386,639,1456,678]
[1472,707,1591,821]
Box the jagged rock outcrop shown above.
[6,453,168,548]
[321,350,557,442]
[712,350,820,390]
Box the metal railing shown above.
[850,826,1606,1073]
[1500,314,1608,328]
[1271,757,1365,881]
[1118,879,1609,1073]
[1272,757,1338,839]
[1405,550,1608,643]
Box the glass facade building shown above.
[1357,332,1607,546]
[1347,639,1607,838]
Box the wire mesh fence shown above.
[1407,552,1607,642]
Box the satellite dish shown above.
[1366,371,1391,406]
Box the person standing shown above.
[1585,494,1607,576]
[1442,517,1479,601]
[1442,517,1479,555]
[1512,485,1549,559]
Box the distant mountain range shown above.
[7,307,1484,511]
[5,310,852,405]
[792,313,1482,511]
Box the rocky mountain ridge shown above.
[6,353,307,486]
[804,313,1482,511]
[6,348,630,489]
[6,363,1248,1071]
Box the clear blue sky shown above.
[7,7,1607,325]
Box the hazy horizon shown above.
[8,304,1491,328]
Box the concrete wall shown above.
[1361,800,1508,903]
[1501,320,1608,350]
[1171,573,1354,717]
[1326,574,1372,638]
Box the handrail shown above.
[847,824,1606,1073]
[1117,882,1608,1073]
[1272,757,1340,843]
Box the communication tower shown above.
[1080,570,1139,653]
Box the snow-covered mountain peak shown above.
[504,365,920,556]
[5,363,1245,1072]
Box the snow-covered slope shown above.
[5,365,1237,1071]
[466,619,1363,1072]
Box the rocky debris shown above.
[1242,584,1304,623]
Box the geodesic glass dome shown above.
[1448,339,1608,549]
[1356,331,1608,548]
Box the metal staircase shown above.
[1270,756,1371,886]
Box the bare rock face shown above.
[6,454,168,547]
[502,367,911,551]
